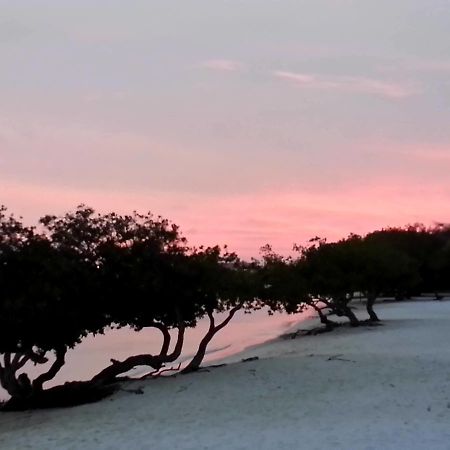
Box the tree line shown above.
[0,205,449,409]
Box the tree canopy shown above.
[1,205,449,409]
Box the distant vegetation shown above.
[0,205,449,409]
[258,226,450,327]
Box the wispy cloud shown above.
[274,70,416,99]
[378,58,450,75]
[407,60,450,74]
[200,59,245,72]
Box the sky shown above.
[1,0,450,257]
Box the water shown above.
[1,308,309,401]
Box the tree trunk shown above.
[0,353,33,399]
[330,296,360,327]
[0,366,24,399]
[182,305,241,374]
[32,347,67,392]
[154,323,171,357]
[311,304,336,329]
[92,325,185,384]
[92,354,164,384]
[366,293,380,322]
[165,326,185,362]
[342,306,360,327]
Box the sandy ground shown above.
[1,299,450,449]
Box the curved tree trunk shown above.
[366,293,380,322]
[0,352,37,399]
[91,325,185,384]
[182,305,242,374]
[328,296,360,327]
[154,323,171,357]
[342,306,359,326]
[0,357,24,399]
[91,354,164,384]
[1,349,68,405]
[32,347,67,392]
[311,303,337,329]
[165,326,186,362]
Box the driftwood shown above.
[141,363,182,379]
[327,354,355,363]
[282,323,342,340]
[242,356,259,363]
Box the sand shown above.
[1,298,450,449]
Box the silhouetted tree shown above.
[40,207,259,382]
[0,207,103,401]
[2,203,450,409]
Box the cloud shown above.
[274,70,416,99]
[378,59,450,75]
[200,59,245,72]
[407,60,450,74]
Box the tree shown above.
[349,237,420,321]
[40,207,259,382]
[181,247,258,373]
[296,237,362,326]
[0,207,103,401]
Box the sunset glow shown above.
[1,1,449,258]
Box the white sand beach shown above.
[1,299,450,449]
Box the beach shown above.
[0,307,307,402]
[1,299,450,449]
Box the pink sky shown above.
[3,173,449,258]
[1,1,450,258]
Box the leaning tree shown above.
[351,235,421,321]
[295,236,362,326]
[1,205,260,405]
[0,207,105,403]
[41,206,259,383]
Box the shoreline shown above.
[209,305,320,366]
[2,298,450,449]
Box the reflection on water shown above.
[1,308,309,401]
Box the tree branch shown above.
[155,324,171,357]
[91,353,163,384]
[4,352,11,368]
[207,310,215,330]
[166,325,185,362]
[182,304,243,374]
[28,349,48,365]
[11,353,21,367]
[32,347,67,391]
[15,354,30,371]
[141,362,182,379]
[213,304,242,334]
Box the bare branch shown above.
[141,362,182,379]
[166,325,185,362]
[206,309,215,330]
[32,347,67,391]
[4,353,11,368]
[153,323,171,357]
[16,354,30,371]
[11,353,21,367]
[213,304,242,334]
[182,304,243,374]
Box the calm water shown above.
[1,308,309,401]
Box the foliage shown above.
[1,204,449,407]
